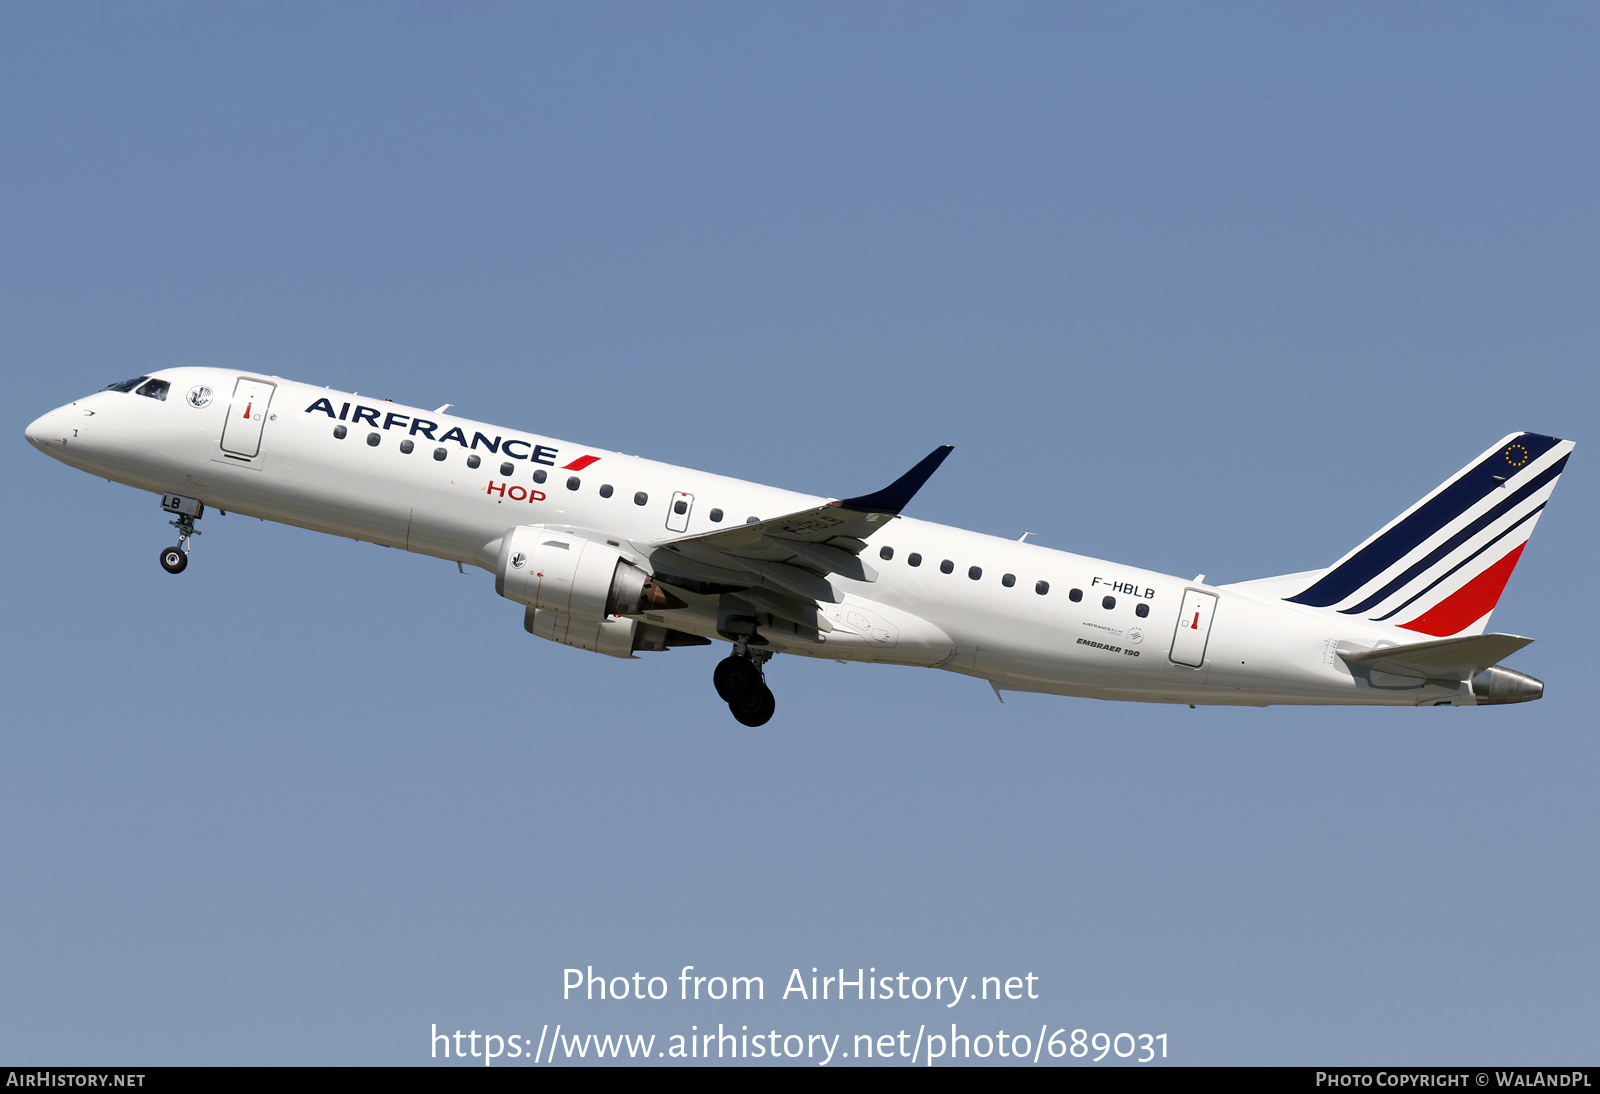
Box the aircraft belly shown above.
[181,421,513,559]
[954,585,1449,707]
[968,608,1168,690]
[757,596,956,666]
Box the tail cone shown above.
[1471,665,1544,705]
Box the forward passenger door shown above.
[218,377,276,465]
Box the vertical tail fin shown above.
[1283,433,1574,637]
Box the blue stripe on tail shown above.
[1335,455,1567,614]
[1286,433,1562,609]
[1370,504,1544,622]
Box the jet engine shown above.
[494,526,682,659]
[495,526,651,617]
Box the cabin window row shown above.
[332,424,759,522]
[874,545,1151,615]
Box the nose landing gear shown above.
[714,644,776,727]
[159,493,203,574]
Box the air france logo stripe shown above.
[1396,543,1527,636]
[1373,505,1543,624]
[1336,458,1566,615]
[1287,433,1562,609]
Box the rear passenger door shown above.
[1169,590,1218,667]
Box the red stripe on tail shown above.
[1398,543,1526,637]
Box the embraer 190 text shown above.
[26,369,1572,725]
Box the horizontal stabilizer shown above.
[1339,632,1533,680]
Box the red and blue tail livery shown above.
[1284,433,1571,638]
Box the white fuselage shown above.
[26,367,1475,707]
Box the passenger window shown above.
[939,560,954,574]
[500,462,513,476]
[466,454,481,469]
[673,499,688,514]
[367,432,380,446]
[399,439,414,454]
[333,425,347,440]
[433,447,447,461]
[1035,580,1050,595]
[709,508,724,522]
[567,477,581,491]
[599,484,614,498]
[1102,595,1116,610]
[532,469,547,484]
[1001,573,1015,587]
[105,376,148,392]
[634,492,648,506]
[908,553,922,567]
[135,379,170,401]
[1069,588,1082,602]
[967,566,980,580]
[1135,602,1149,618]
[880,546,894,560]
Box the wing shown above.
[647,445,953,608]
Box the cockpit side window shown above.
[135,379,170,401]
[105,376,148,392]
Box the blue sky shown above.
[3,2,1596,1065]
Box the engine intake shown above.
[495,526,650,617]
[495,527,675,659]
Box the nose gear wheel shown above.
[157,495,205,574]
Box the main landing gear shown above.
[714,644,776,727]
[158,493,203,574]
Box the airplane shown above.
[25,368,1571,725]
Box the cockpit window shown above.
[135,379,169,401]
[105,376,148,392]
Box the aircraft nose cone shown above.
[25,406,78,453]
[25,410,54,449]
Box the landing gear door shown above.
[666,491,694,533]
[219,377,276,463]
[1169,589,1218,668]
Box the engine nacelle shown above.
[494,526,650,617]
[524,605,639,659]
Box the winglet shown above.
[836,445,954,514]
